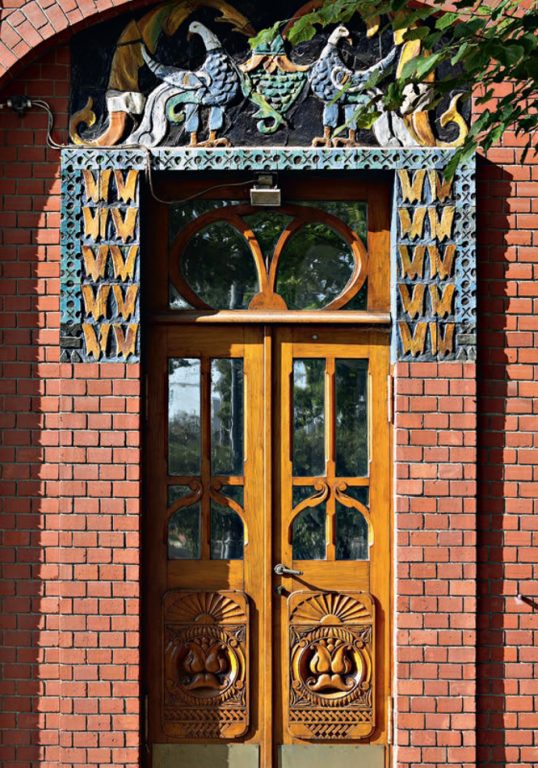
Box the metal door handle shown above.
[274,563,303,577]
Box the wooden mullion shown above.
[201,357,211,560]
[261,326,273,768]
[165,475,201,486]
[367,180,391,312]
[209,475,244,486]
[325,357,336,561]
[149,310,391,325]
[291,476,370,486]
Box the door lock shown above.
[274,563,303,577]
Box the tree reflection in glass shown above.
[182,222,258,309]
[169,200,233,244]
[293,359,325,477]
[168,503,201,559]
[292,488,326,560]
[335,503,368,560]
[169,200,369,311]
[211,359,244,476]
[167,484,192,506]
[335,359,368,477]
[211,486,244,560]
[301,201,367,245]
[276,223,354,309]
[168,359,201,476]
[243,212,293,270]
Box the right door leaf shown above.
[288,591,375,740]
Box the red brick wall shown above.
[0,45,141,768]
[476,145,538,767]
[395,362,477,767]
[0,15,537,768]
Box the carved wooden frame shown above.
[288,591,375,740]
[162,590,249,739]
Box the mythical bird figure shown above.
[125,21,240,147]
[309,25,399,147]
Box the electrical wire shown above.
[31,99,68,149]
[142,151,258,206]
[0,97,262,206]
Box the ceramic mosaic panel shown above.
[60,153,140,362]
[395,167,476,361]
[60,147,475,363]
[68,0,470,152]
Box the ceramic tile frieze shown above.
[60,152,141,362]
[69,1,470,152]
[395,160,476,361]
[60,147,475,362]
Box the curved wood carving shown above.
[69,98,130,147]
[163,590,249,739]
[334,481,373,548]
[288,591,375,740]
[165,480,203,543]
[169,203,368,312]
[288,480,330,545]
[209,482,248,545]
[396,33,468,149]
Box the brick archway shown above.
[0,0,156,86]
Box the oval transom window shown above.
[168,200,368,311]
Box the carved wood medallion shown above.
[163,591,249,739]
[288,591,375,740]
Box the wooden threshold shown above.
[149,310,392,325]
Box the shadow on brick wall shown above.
[476,155,515,768]
[0,67,65,765]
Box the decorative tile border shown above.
[60,147,475,362]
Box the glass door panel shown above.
[146,326,267,748]
[274,327,390,747]
[166,350,248,570]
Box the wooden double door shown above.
[145,323,391,768]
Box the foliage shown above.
[251,0,538,175]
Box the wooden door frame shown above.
[143,323,393,762]
[141,172,393,768]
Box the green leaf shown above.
[402,27,430,41]
[249,23,280,50]
[287,17,318,44]
[493,42,526,67]
[453,18,484,38]
[415,51,445,79]
[392,7,435,29]
[450,42,472,66]
[435,11,459,31]
[491,0,515,21]
[489,124,505,145]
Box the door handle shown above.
[274,563,303,577]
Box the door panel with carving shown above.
[146,327,267,749]
[273,328,390,747]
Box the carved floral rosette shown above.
[163,590,249,739]
[288,591,375,740]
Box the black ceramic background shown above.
[70,1,470,147]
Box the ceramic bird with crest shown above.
[309,24,400,147]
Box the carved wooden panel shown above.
[288,591,375,740]
[163,591,249,739]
